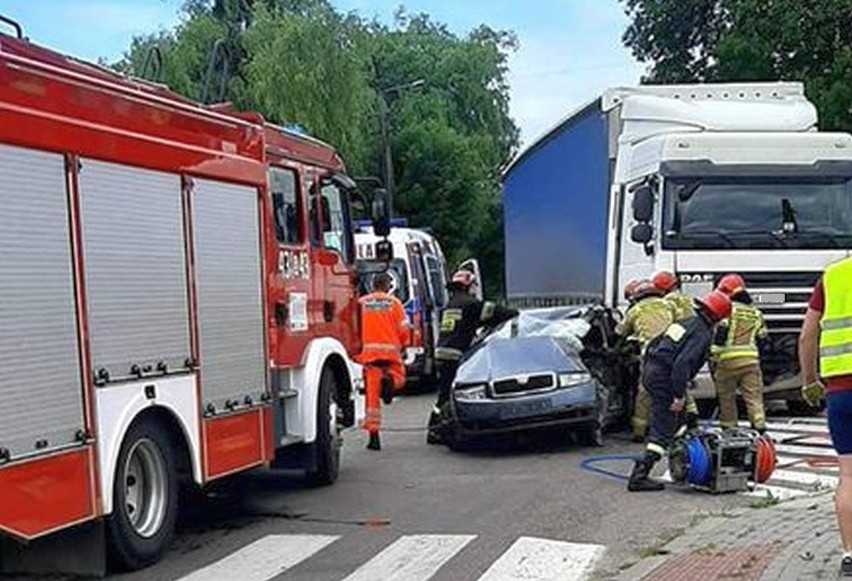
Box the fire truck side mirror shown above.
[375,239,393,262]
[372,188,391,237]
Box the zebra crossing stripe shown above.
[770,468,838,489]
[774,444,835,458]
[341,534,475,581]
[176,534,339,581]
[477,536,605,581]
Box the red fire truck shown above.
[0,24,373,572]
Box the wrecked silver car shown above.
[445,305,637,448]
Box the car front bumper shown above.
[451,382,599,435]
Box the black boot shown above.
[381,375,395,405]
[367,432,381,451]
[427,407,443,445]
[627,454,665,492]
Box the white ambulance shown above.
[355,221,453,386]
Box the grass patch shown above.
[748,490,780,509]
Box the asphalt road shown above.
[20,393,754,580]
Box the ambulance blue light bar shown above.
[354,218,409,229]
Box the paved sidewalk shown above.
[611,490,845,580]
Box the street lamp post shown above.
[378,78,425,218]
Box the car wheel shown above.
[306,367,342,486]
[578,423,604,447]
[106,417,178,571]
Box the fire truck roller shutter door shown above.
[0,144,85,458]
[192,179,266,410]
[79,160,191,383]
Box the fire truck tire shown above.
[306,367,342,486]
[106,417,178,571]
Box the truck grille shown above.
[492,374,555,397]
[714,272,820,333]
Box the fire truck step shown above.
[280,434,305,447]
[279,389,299,400]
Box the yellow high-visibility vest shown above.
[820,258,852,378]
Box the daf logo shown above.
[679,273,715,283]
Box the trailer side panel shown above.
[503,103,610,305]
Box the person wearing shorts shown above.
[799,257,852,576]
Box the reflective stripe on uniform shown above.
[821,343,852,358]
[363,343,401,352]
[481,301,496,322]
[647,442,667,457]
[823,317,852,331]
[435,347,463,361]
[820,258,852,378]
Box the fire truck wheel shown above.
[106,417,178,571]
[306,367,342,486]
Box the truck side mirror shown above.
[632,185,654,223]
[375,239,393,262]
[631,223,653,244]
[372,188,391,237]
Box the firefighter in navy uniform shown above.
[627,290,732,492]
[651,270,702,422]
[427,270,518,445]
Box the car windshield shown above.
[357,259,410,303]
[482,306,592,352]
[663,176,852,250]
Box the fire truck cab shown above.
[0,28,369,573]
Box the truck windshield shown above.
[357,259,410,303]
[663,176,852,250]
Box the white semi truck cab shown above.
[606,83,852,400]
[503,82,852,404]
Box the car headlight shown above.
[454,384,488,401]
[558,372,592,388]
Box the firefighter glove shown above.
[801,381,825,407]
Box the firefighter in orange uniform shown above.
[355,272,413,450]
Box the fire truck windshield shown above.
[663,176,852,250]
[357,259,411,303]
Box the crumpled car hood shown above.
[455,335,585,384]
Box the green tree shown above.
[621,0,852,131]
[114,1,519,298]
[367,12,518,297]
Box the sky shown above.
[0,0,645,147]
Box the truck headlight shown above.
[454,384,488,401]
[558,372,592,388]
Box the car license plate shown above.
[498,399,553,420]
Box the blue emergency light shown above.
[354,218,409,230]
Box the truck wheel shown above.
[306,367,342,486]
[106,417,178,571]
